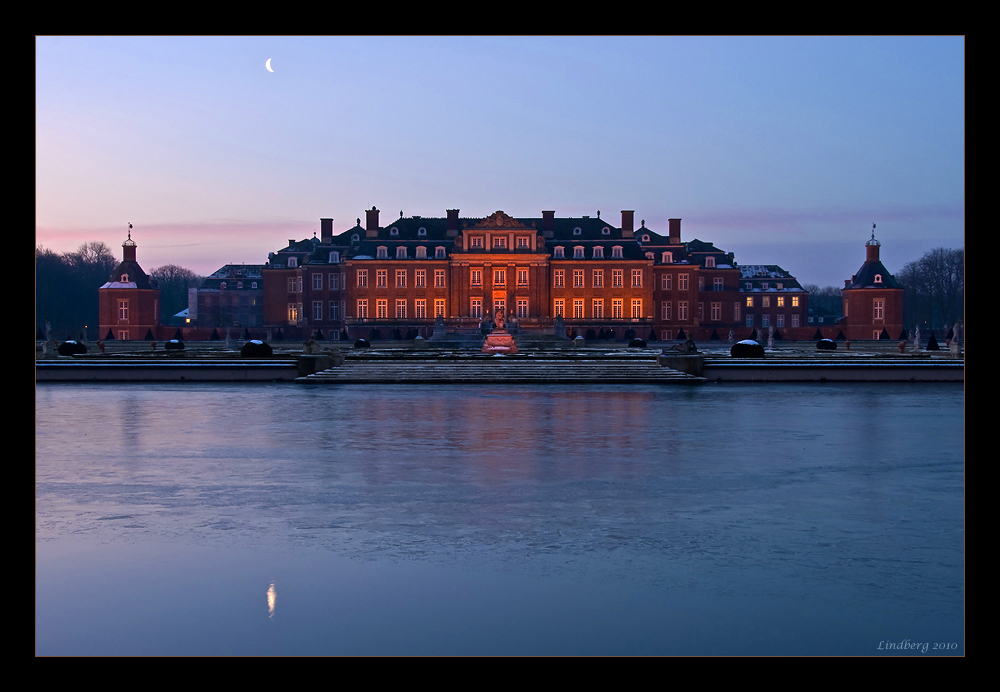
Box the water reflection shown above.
[267,581,276,619]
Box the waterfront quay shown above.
[35,337,964,384]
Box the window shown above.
[762,297,770,308]
[493,269,506,286]
[711,302,722,321]
[745,282,752,290]
[416,246,427,259]
[517,236,529,248]
[791,314,800,328]
[746,314,754,327]
[631,299,642,319]
[287,278,297,293]
[415,299,426,319]
[792,296,800,307]
[396,247,407,260]
[517,299,529,319]
[313,301,323,320]
[678,301,689,321]
[777,314,785,328]
[118,300,129,320]
[517,269,529,286]
[593,299,604,319]
[593,246,604,259]
[777,296,785,307]
[642,234,650,242]
[632,269,643,288]
[875,274,883,284]
[396,269,406,288]
[471,269,482,286]
[612,299,623,319]
[434,299,446,318]
[329,273,340,290]
[471,298,482,319]
[662,252,673,264]
[678,274,689,291]
[661,301,672,321]
[120,273,130,282]
[471,236,484,248]
[705,256,716,268]
[377,270,387,288]
[435,269,446,288]
[746,296,754,308]
[777,283,784,290]
[252,281,258,289]
[415,270,426,288]
[762,282,769,290]
[612,246,623,258]
[573,299,585,319]
[390,227,399,236]
[699,276,705,291]
[574,246,585,259]
[357,270,368,288]
[873,299,884,320]
[494,236,507,249]
[602,227,611,235]
[435,247,446,259]
[613,269,623,287]
[762,314,771,328]
[593,269,604,287]
[396,299,406,319]
[714,277,724,292]
[377,247,388,259]
[289,304,301,323]
[574,269,584,288]
[330,302,340,321]
[554,270,565,288]
[661,273,672,291]
[553,246,565,258]
[288,257,297,268]
[494,298,505,315]
[554,299,564,317]
[376,299,388,319]
[418,227,427,236]
[734,302,741,321]
[313,274,323,290]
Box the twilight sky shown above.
[36,36,964,288]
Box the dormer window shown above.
[390,227,399,236]
[120,273,129,282]
[746,282,752,290]
[612,246,623,258]
[705,257,716,268]
[777,282,784,289]
[573,246,585,259]
[251,282,258,289]
[417,227,427,236]
[377,246,388,259]
[662,252,673,264]
[329,251,340,263]
[396,246,408,259]
[762,282,769,290]
[493,236,507,249]
[645,252,655,260]
[553,246,565,259]
[516,236,529,248]
[593,246,604,259]
[642,234,650,243]
[875,274,883,283]
[288,257,297,268]
[220,282,227,289]
[237,282,243,289]
[351,233,360,243]
[471,236,484,248]
[602,227,611,235]
[416,246,427,259]
[573,227,582,236]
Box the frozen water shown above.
[36,382,964,656]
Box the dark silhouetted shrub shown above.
[58,340,87,355]
[240,340,273,357]
[816,339,837,350]
[354,339,370,348]
[165,339,185,351]
[730,340,765,358]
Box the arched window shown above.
[662,252,673,264]
[705,257,715,268]
[593,246,604,259]
[553,246,565,258]
[329,251,340,263]
[377,246,388,259]
[416,246,427,259]
[573,246,585,259]
[875,274,883,283]
[396,246,408,259]
[612,246,623,258]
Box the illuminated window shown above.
[471,269,482,286]
[632,269,642,288]
[396,299,406,319]
[777,296,785,307]
[746,296,754,307]
[517,269,529,286]
[376,299,387,319]
[471,298,482,319]
[494,269,506,286]
[574,299,584,319]
[517,299,529,319]
[631,299,642,319]
[612,299,623,319]
[434,299,445,318]
[357,299,368,319]
[554,270,565,288]
[593,299,604,319]
[415,299,426,319]
[554,299,564,317]
[574,270,584,288]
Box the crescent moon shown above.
[265,58,273,72]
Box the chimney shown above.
[668,218,681,244]
[321,218,333,243]
[541,210,555,237]
[621,210,634,238]
[366,206,380,237]
[447,209,460,237]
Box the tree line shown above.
[36,242,202,340]
[805,247,963,333]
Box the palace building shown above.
[839,228,904,341]
[260,207,813,341]
[98,229,160,341]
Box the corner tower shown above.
[98,225,161,341]
[840,225,904,341]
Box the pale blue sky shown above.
[36,36,964,287]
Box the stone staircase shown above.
[296,351,705,385]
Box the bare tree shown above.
[151,264,203,323]
[897,248,964,331]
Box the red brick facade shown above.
[839,232,904,341]
[98,235,161,341]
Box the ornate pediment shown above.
[468,211,533,231]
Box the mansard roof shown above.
[846,259,901,289]
[103,260,156,289]
[740,265,805,291]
